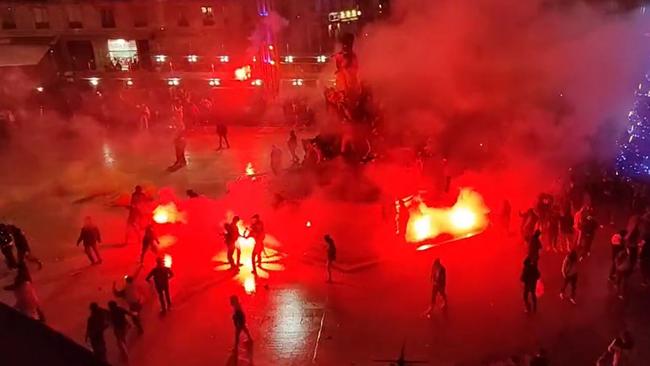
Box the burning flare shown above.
[405,188,489,243]
[235,65,252,81]
[152,202,186,224]
[245,162,257,180]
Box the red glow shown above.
[234,65,251,81]
[306,220,312,228]
[152,203,185,224]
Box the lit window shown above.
[33,7,49,29]
[155,55,167,63]
[284,55,294,63]
[187,55,198,63]
[208,78,221,87]
[219,55,229,63]
[316,55,327,63]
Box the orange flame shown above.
[152,203,185,224]
[163,254,172,268]
[245,162,256,180]
[405,188,489,243]
[234,65,251,81]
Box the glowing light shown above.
[152,203,185,224]
[251,79,263,87]
[88,77,100,86]
[245,162,256,180]
[404,188,489,243]
[234,65,251,81]
[268,45,274,50]
[125,79,134,86]
[187,54,198,63]
[35,86,44,92]
[219,55,229,63]
[244,276,256,294]
[163,254,172,268]
[208,78,221,87]
[155,55,167,63]
[316,55,327,63]
[291,79,304,86]
[284,55,294,63]
[306,220,312,228]
[167,78,181,86]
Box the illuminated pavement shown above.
[1,127,650,365]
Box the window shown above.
[201,6,214,26]
[133,6,148,27]
[33,7,49,29]
[1,7,16,29]
[66,5,83,29]
[101,8,116,28]
[177,7,189,27]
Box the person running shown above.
[7,224,42,269]
[113,276,144,334]
[560,250,579,304]
[107,300,135,362]
[77,217,102,265]
[521,257,540,313]
[224,217,241,271]
[324,234,337,283]
[610,230,626,281]
[140,224,159,264]
[287,130,299,164]
[85,303,109,363]
[428,258,447,314]
[146,257,173,314]
[230,295,253,350]
[249,215,265,275]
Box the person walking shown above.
[249,214,265,275]
[324,234,337,283]
[113,276,144,334]
[77,217,102,265]
[85,303,109,363]
[140,224,159,264]
[217,122,230,149]
[146,257,173,314]
[224,217,241,271]
[521,257,541,313]
[559,250,579,304]
[428,258,447,314]
[230,295,253,350]
[107,300,135,362]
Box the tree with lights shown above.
[617,78,650,179]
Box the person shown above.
[597,331,634,366]
[530,348,549,366]
[625,227,639,271]
[113,276,144,334]
[107,300,134,362]
[521,257,540,313]
[610,230,626,281]
[7,224,42,269]
[217,121,229,149]
[125,185,146,245]
[270,145,283,175]
[546,206,560,252]
[249,214,265,275]
[528,230,543,263]
[224,217,241,270]
[85,303,109,363]
[578,214,598,259]
[428,258,447,313]
[559,205,574,252]
[171,132,187,168]
[230,295,253,349]
[140,224,159,264]
[324,234,336,283]
[146,257,173,314]
[640,235,650,286]
[520,207,538,243]
[560,250,579,304]
[287,130,299,164]
[614,248,631,300]
[0,223,17,269]
[138,103,151,130]
[77,217,102,265]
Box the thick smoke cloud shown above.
[359,0,649,182]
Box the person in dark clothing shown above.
[560,250,579,304]
[428,258,447,314]
[113,276,144,335]
[615,249,631,300]
[230,295,252,349]
[324,234,336,283]
[521,257,541,313]
[172,132,187,168]
[4,260,32,291]
[7,224,42,269]
[625,227,639,270]
[559,206,574,252]
[124,185,146,245]
[140,224,159,264]
[578,215,598,259]
[107,300,134,362]
[610,230,627,281]
[146,257,174,313]
[0,223,17,269]
[85,302,109,363]
[528,230,543,263]
[217,122,230,149]
[224,217,241,271]
[287,130,299,164]
[77,217,102,265]
[249,215,265,275]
